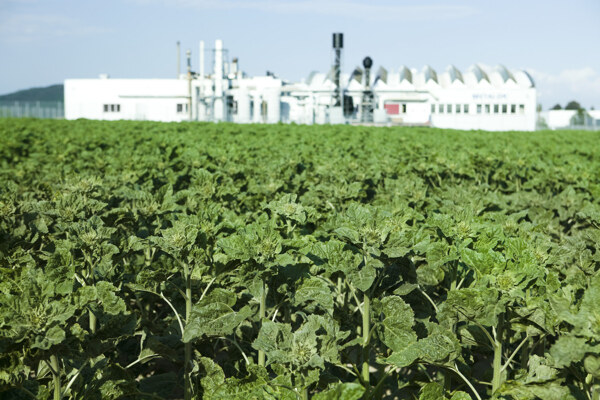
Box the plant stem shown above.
[89,309,97,334]
[86,254,97,334]
[183,263,192,400]
[258,278,266,367]
[362,291,370,386]
[301,387,308,400]
[50,355,62,400]
[492,313,504,393]
[452,363,482,400]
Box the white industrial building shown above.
[538,109,600,130]
[65,36,537,131]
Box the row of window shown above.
[431,103,526,115]
[103,104,191,113]
[103,104,120,112]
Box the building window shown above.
[439,104,444,113]
[485,104,490,113]
[493,104,499,113]
[447,104,452,113]
[431,104,435,113]
[477,104,482,114]
[502,104,508,113]
[402,104,407,113]
[464,104,469,113]
[510,104,516,114]
[519,104,525,114]
[177,103,189,113]
[456,104,462,113]
[103,104,120,112]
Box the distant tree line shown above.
[0,84,64,102]
[551,101,583,111]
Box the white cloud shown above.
[132,0,477,21]
[0,14,111,42]
[528,67,600,109]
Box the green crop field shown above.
[1,119,599,400]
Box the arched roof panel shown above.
[446,65,464,83]
[468,64,490,83]
[399,66,413,83]
[423,65,438,83]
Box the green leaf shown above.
[334,227,361,244]
[380,296,417,352]
[312,382,365,400]
[294,276,333,314]
[584,355,600,378]
[96,281,126,315]
[498,380,577,400]
[384,345,421,368]
[449,392,472,400]
[266,193,307,224]
[439,287,504,327]
[549,335,590,368]
[419,382,445,400]
[199,288,237,308]
[198,357,226,394]
[347,263,376,292]
[32,325,65,350]
[183,303,251,342]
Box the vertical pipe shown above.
[187,50,192,121]
[214,39,224,121]
[199,40,205,78]
[177,41,181,78]
[267,88,280,123]
[238,88,250,123]
[253,94,262,123]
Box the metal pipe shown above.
[214,39,224,121]
[199,40,205,78]
[177,41,181,78]
[187,49,192,121]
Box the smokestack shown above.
[199,40,205,78]
[332,33,343,106]
[177,41,181,78]
[187,49,192,121]
[214,39,224,121]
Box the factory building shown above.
[65,35,537,131]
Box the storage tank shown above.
[237,88,251,123]
[266,88,280,123]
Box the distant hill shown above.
[0,84,64,102]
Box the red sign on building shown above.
[384,103,400,115]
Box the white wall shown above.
[429,88,536,131]
[65,79,191,122]
[539,110,577,129]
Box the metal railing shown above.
[0,101,64,119]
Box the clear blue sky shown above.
[1,0,599,109]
